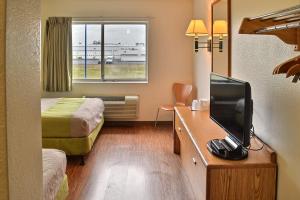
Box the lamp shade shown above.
[186,20,208,37]
[213,20,228,37]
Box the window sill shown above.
[73,80,149,84]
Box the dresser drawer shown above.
[175,114,207,200]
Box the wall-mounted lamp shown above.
[210,20,228,52]
[185,20,210,53]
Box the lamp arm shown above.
[195,37,199,53]
[219,40,223,52]
[210,36,224,52]
[193,37,212,52]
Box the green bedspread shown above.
[42,98,85,138]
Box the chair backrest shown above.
[172,83,193,106]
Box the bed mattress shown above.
[42,118,104,155]
[41,98,104,138]
[43,149,67,200]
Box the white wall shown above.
[6,0,43,199]
[232,0,300,199]
[41,0,194,121]
[193,0,212,99]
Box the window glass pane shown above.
[86,24,102,79]
[104,24,147,80]
[72,24,85,79]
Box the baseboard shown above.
[104,121,172,127]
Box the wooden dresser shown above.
[174,107,277,200]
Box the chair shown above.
[155,83,192,127]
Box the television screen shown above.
[210,73,252,147]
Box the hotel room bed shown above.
[43,149,68,200]
[41,97,105,156]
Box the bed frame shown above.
[42,118,104,165]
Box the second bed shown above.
[41,97,105,156]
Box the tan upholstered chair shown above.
[155,83,192,127]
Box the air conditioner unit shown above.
[88,95,139,121]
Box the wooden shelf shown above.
[239,5,300,83]
[239,5,300,51]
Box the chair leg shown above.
[155,108,160,127]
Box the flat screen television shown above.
[210,73,253,148]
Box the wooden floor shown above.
[66,125,195,200]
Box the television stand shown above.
[207,137,248,160]
[174,107,277,199]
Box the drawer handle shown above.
[178,127,182,132]
[192,157,197,165]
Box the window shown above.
[72,22,148,82]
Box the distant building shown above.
[73,42,146,64]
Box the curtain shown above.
[43,17,72,92]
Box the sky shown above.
[72,24,146,46]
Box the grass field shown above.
[73,64,146,80]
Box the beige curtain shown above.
[43,17,72,92]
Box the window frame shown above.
[72,20,149,84]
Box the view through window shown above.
[72,23,148,82]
